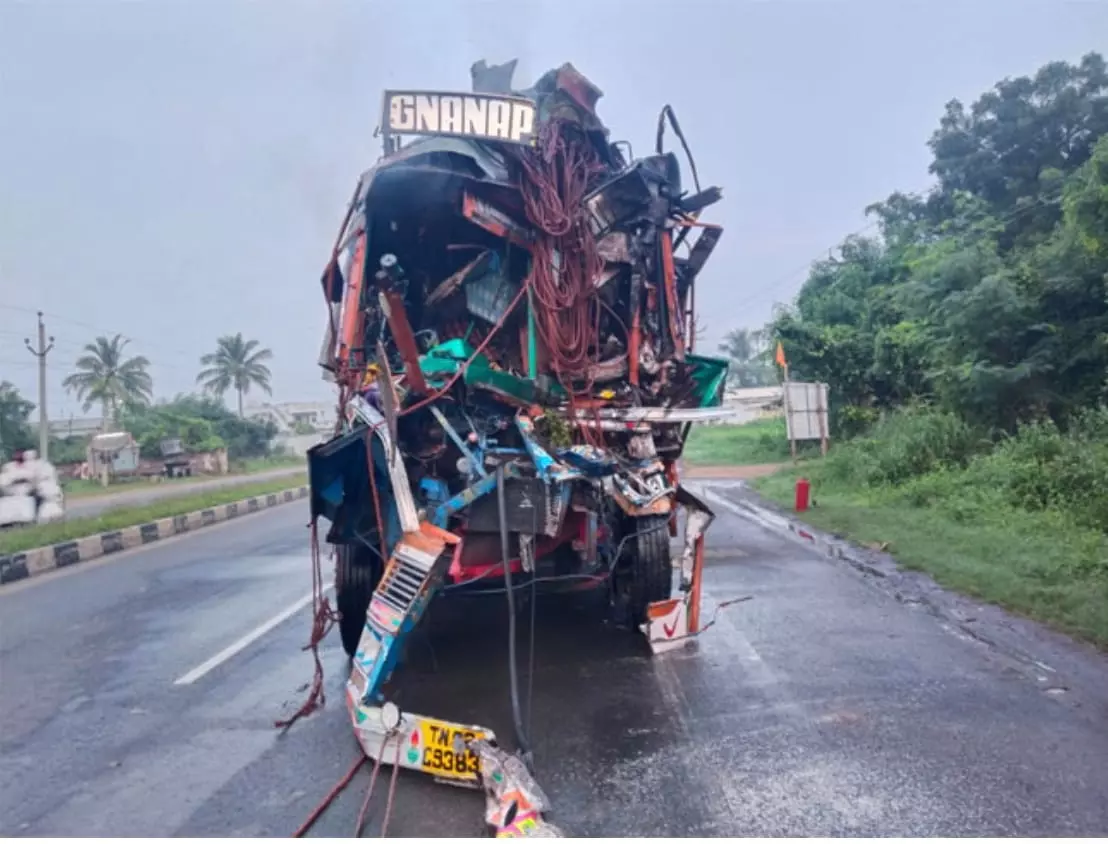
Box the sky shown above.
[2,0,1107,423]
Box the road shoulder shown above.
[698,478,1108,728]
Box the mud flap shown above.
[642,596,689,654]
[642,483,715,654]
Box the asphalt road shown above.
[63,466,305,520]
[3,483,1108,836]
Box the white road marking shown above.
[172,582,333,685]
[696,484,791,533]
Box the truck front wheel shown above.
[616,514,673,626]
[335,543,382,658]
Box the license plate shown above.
[416,718,486,779]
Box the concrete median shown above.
[0,485,309,586]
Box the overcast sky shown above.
[2,0,1106,421]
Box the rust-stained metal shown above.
[660,229,685,362]
[461,192,533,248]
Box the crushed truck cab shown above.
[302,58,729,824]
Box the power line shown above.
[715,219,883,324]
[0,303,202,364]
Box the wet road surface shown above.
[2,483,1108,836]
[63,465,305,520]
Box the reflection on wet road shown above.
[2,484,1108,836]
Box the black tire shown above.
[619,514,673,626]
[335,543,382,658]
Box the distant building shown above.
[712,386,784,425]
[244,401,336,434]
[34,417,104,440]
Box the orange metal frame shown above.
[338,234,368,371]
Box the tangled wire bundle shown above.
[514,121,608,390]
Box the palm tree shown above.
[719,327,775,387]
[718,327,766,364]
[196,333,273,417]
[62,335,154,425]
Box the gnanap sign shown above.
[382,91,537,146]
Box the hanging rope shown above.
[276,521,338,731]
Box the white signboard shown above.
[784,381,829,442]
[382,90,537,146]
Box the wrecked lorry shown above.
[303,59,729,789]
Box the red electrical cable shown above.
[276,522,338,731]
[353,734,389,836]
[292,755,365,838]
[512,120,608,398]
[364,434,388,564]
[378,737,403,836]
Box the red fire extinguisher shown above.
[795,477,811,513]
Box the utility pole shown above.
[24,311,55,461]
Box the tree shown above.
[718,327,775,387]
[928,53,1108,248]
[62,335,153,424]
[119,393,277,460]
[766,52,1108,436]
[0,381,35,460]
[196,333,274,417]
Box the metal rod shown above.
[497,463,532,766]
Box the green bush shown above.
[48,436,89,465]
[808,404,1108,538]
[118,394,276,461]
[819,406,986,487]
[956,412,1108,532]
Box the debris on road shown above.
[471,739,564,837]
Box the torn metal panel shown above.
[470,739,564,836]
[674,484,715,590]
[426,250,493,306]
[679,225,723,285]
[462,192,534,247]
[567,405,738,423]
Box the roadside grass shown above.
[752,409,1108,648]
[0,474,307,556]
[63,475,204,499]
[236,454,307,473]
[61,454,305,499]
[684,417,819,466]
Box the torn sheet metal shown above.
[675,483,715,590]
[567,406,737,423]
[470,740,565,837]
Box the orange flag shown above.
[775,341,787,368]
